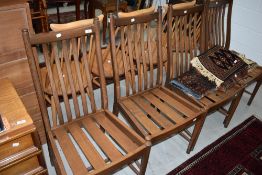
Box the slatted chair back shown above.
[23,19,107,129]
[206,0,233,50]
[166,3,206,81]
[109,7,163,101]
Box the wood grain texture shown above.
[110,7,206,154]
[23,19,150,174]
[0,2,45,143]
[0,79,46,174]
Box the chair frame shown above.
[110,7,206,154]
[23,19,150,175]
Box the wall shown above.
[230,0,262,65]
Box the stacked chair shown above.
[22,0,261,174]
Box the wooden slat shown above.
[54,128,88,175]
[120,26,131,96]
[122,98,160,135]
[200,96,214,107]
[94,112,140,152]
[221,5,225,46]
[82,36,96,112]
[82,117,123,161]
[142,92,184,124]
[206,91,223,102]
[132,96,173,128]
[184,16,188,73]
[68,123,106,169]
[126,25,137,94]
[151,88,196,117]
[161,86,202,112]
[174,16,179,78]
[42,44,63,125]
[193,13,197,57]
[133,24,142,92]
[62,40,81,118]
[147,24,154,88]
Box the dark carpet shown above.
[168,116,262,175]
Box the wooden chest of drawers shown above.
[0,0,46,143]
[0,78,47,175]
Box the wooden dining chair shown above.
[109,7,206,154]
[166,1,240,128]
[23,19,150,175]
[206,0,261,106]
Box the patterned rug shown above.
[168,116,262,175]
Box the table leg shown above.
[75,0,80,20]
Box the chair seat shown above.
[118,86,204,143]
[168,66,262,111]
[239,66,262,88]
[49,110,146,174]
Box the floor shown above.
[42,82,262,175]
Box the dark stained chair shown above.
[23,19,150,175]
[109,7,206,154]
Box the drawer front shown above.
[0,155,40,175]
[0,134,34,160]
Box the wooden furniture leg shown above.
[247,79,262,106]
[187,112,207,153]
[223,89,244,128]
[56,2,60,23]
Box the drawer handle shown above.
[12,142,20,147]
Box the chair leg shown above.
[139,143,151,175]
[113,103,120,116]
[223,89,244,128]
[84,0,88,18]
[247,79,262,106]
[56,3,60,23]
[186,113,207,154]
[102,12,107,44]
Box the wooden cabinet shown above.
[0,0,46,143]
[0,78,47,175]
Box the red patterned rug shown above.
[168,116,262,175]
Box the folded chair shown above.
[109,7,206,154]
[206,0,262,108]
[23,19,150,175]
